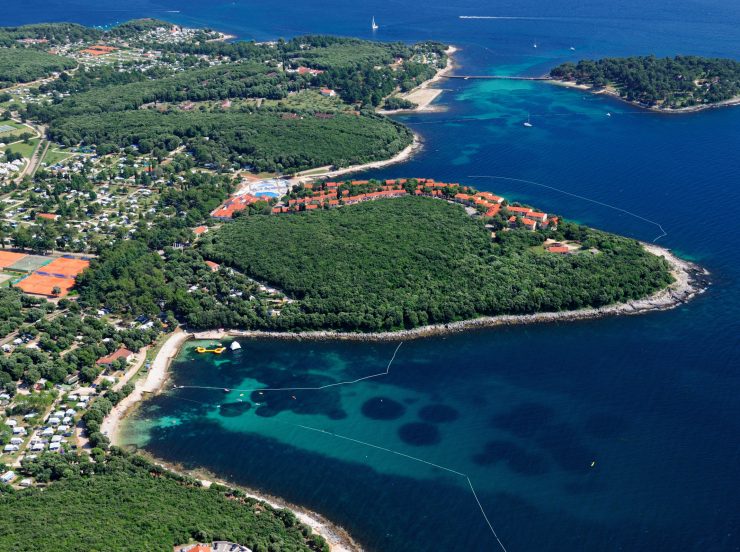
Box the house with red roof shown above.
[507,206,533,217]
[37,213,60,221]
[520,217,537,231]
[193,226,208,236]
[485,204,501,217]
[527,211,548,223]
[96,346,135,367]
[296,66,324,76]
[454,193,474,205]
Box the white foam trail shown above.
[460,15,549,20]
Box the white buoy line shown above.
[468,174,668,242]
[169,341,509,550]
[173,341,404,393]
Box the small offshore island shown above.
[550,55,740,112]
[0,16,714,552]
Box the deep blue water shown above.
[5,1,740,550]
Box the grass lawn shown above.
[528,245,547,255]
[41,147,73,166]
[3,137,41,159]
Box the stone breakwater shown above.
[199,244,708,343]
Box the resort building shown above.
[266,178,559,234]
[210,194,260,219]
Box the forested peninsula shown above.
[77,194,676,333]
[550,55,740,110]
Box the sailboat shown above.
[523,113,533,127]
[371,17,379,31]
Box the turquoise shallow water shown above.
[6,0,740,549]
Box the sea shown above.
[5,1,740,550]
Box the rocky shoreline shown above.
[549,79,740,114]
[110,244,706,552]
[194,243,708,343]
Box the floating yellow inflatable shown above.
[196,346,226,354]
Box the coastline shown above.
[104,328,361,552]
[377,45,458,115]
[548,79,740,113]
[103,243,706,551]
[212,243,709,342]
[100,328,189,440]
[289,46,459,183]
[125,450,361,552]
[293,131,423,183]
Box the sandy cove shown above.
[378,45,458,115]
[548,79,740,113]
[103,243,706,551]
[103,328,360,552]
[100,327,189,439]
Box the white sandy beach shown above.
[292,131,422,184]
[102,328,361,551]
[378,45,458,114]
[101,328,189,440]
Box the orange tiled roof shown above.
[96,346,134,366]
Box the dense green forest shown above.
[29,63,292,121]
[13,33,435,170]
[0,48,76,87]
[0,450,328,552]
[0,23,101,47]
[47,109,412,173]
[550,55,740,108]
[76,197,673,332]
[184,197,672,331]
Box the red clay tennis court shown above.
[0,251,27,269]
[41,257,90,278]
[15,274,77,298]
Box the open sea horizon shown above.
[5,1,739,550]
